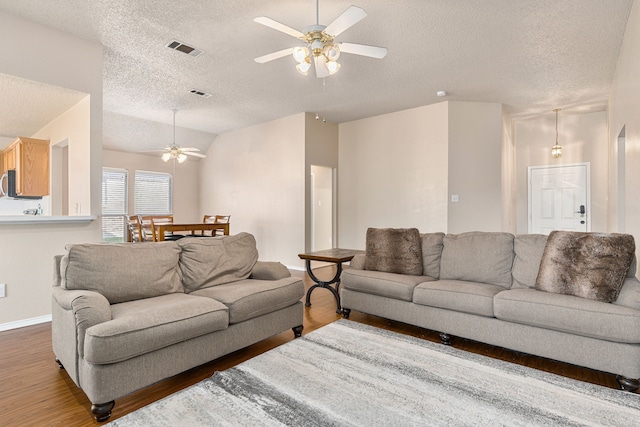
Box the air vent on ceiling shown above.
[165,40,204,57]
[190,89,212,98]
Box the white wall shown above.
[609,0,640,255]
[514,110,608,234]
[502,108,517,234]
[102,150,201,223]
[200,113,306,268]
[447,102,504,233]
[0,11,102,327]
[338,102,450,249]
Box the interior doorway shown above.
[528,163,590,234]
[310,165,335,251]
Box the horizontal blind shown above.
[134,170,172,215]
[101,168,128,242]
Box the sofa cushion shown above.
[178,232,259,292]
[413,280,505,318]
[494,288,640,343]
[190,277,304,324]
[250,261,291,281]
[439,232,514,288]
[342,269,433,302]
[535,231,635,303]
[421,232,445,279]
[614,277,640,310]
[365,228,423,275]
[511,234,547,289]
[60,242,183,304]
[84,293,229,364]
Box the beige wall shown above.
[502,108,517,234]
[0,10,103,328]
[514,111,608,234]
[338,102,450,249]
[32,95,91,215]
[102,150,201,223]
[305,112,339,251]
[609,0,640,253]
[200,113,306,268]
[447,102,504,233]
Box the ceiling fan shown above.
[156,110,206,163]
[254,0,387,78]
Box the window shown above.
[102,168,128,242]
[135,170,172,215]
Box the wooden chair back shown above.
[127,215,144,242]
[140,215,174,242]
[202,215,231,236]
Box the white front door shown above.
[529,164,590,234]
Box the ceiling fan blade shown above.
[255,47,294,63]
[324,6,367,36]
[180,147,200,152]
[254,17,304,39]
[314,56,330,78]
[184,152,207,158]
[339,42,388,59]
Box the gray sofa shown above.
[341,230,640,391]
[52,232,304,421]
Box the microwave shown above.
[0,169,43,199]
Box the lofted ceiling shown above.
[0,0,634,154]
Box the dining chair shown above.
[127,215,144,242]
[202,214,230,236]
[140,215,174,242]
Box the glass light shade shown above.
[551,144,563,158]
[292,46,309,63]
[326,60,341,75]
[177,153,187,163]
[323,44,340,61]
[161,152,171,162]
[296,61,311,75]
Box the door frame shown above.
[527,162,591,234]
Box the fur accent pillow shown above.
[365,228,423,275]
[535,231,635,303]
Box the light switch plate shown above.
[0,283,5,298]
[451,195,459,203]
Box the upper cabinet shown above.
[1,137,50,197]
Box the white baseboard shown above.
[0,314,52,332]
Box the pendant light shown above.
[551,108,563,158]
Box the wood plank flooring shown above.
[0,266,623,426]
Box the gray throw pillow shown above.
[365,228,423,275]
[535,231,635,303]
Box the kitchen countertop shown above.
[0,215,96,224]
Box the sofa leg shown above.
[616,375,640,392]
[439,332,452,345]
[55,358,64,369]
[341,308,351,319]
[292,325,303,338]
[91,401,115,422]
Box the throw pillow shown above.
[365,228,423,275]
[535,231,635,303]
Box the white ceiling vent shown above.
[165,40,204,57]
[190,89,212,98]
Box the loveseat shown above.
[341,229,640,391]
[52,232,304,421]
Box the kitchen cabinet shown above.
[1,137,50,197]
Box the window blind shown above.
[134,170,172,215]
[101,168,128,242]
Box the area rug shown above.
[107,320,640,426]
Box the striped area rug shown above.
[107,320,640,426]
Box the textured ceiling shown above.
[0,0,634,154]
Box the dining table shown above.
[156,223,230,241]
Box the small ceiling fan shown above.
[156,110,206,163]
[254,0,387,78]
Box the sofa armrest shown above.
[52,287,112,360]
[350,253,366,270]
[250,261,291,280]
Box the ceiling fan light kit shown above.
[157,109,207,164]
[254,1,387,78]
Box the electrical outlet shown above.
[0,283,5,298]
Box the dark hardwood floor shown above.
[0,266,623,426]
